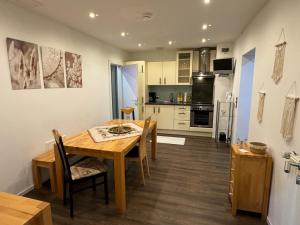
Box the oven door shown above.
[191,109,213,128]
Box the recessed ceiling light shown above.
[138,43,142,47]
[202,38,207,43]
[208,24,212,27]
[89,12,98,18]
[168,41,173,45]
[204,0,211,4]
[202,24,208,30]
[121,32,126,37]
[143,12,153,21]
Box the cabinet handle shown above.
[142,97,144,104]
[142,106,144,113]
[158,107,160,113]
[164,77,166,84]
[153,107,155,114]
[178,122,186,125]
[178,113,186,115]
[179,107,186,110]
[159,78,162,84]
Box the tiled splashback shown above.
[148,85,192,101]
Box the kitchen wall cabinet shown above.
[147,61,176,85]
[145,105,174,129]
[176,51,193,85]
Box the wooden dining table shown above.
[54,119,157,214]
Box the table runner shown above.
[88,123,143,143]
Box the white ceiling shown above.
[10,0,268,52]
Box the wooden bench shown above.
[0,192,53,225]
[32,150,56,192]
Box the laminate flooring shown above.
[26,135,266,225]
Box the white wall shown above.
[212,44,234,138]
[232,0,300,224]
[0,1,127,194]
[128,49,178,62]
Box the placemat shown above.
[88,123,143,143]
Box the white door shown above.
[162,61,176,85]
[122,64,139,119]
[126,61,146,119]
[147,62,163,85]
[157,105,175,129]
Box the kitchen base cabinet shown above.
[145,105,157,121]
[145,105,174,130]
[174,120,190,130]
[157,105,174,129]
[229,144,273,221]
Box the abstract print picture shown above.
[6,38,41,90]
[65,52,82,88]
[41,46,65,88]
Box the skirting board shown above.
[158,129,212,137]
[267,216,273,225]
[17,184,34,196]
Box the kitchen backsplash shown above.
[148,85,192,101]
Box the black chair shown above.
[52,129,109,217]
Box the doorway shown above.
[110,64,123,119]
[236,48,256,141]
[110,63,139,119]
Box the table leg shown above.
[151,122,157,160]
[54,145,64,200]
[113,152,126,214]
[38,203,53,225]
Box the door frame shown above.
[108,60,124,120]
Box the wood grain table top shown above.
[64,119,156,153]
[0,192,50,225]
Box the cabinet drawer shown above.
[175,106,190,112]
[174,120,190,131]
[174,110,190,120]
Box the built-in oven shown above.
[190,74,215,128]
[190,105,214,128]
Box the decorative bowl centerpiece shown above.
[249,142,267,155]
[108,125,133,134]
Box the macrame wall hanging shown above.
[257,83,266,123]
[272,29,287,84]
[280,82,299,141]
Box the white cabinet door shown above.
[147,62,162,85]
[162,61,176,85]
[157,105,174,129]
[145,105,157,121]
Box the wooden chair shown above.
[121,107,135,120]
[52,129,109,217]
[125,117,151,185]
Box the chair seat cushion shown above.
[126,146,139,158]
[70,158,107,180]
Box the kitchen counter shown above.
[145,102,192,106]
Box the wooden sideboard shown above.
[0,192,53,225]
[229,144,273,220]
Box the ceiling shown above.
[10,0,268,52]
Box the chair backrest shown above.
[52,129,72,181]
[139,117,151,159]
[121,107,135,120]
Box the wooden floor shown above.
[26,135,266,225]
